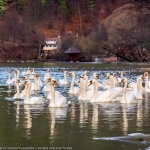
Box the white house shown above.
[42,36,61,54]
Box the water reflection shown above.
[79,101,89,128]
[122,104,128,135]
[23,105,32,139]
[91,104,99,134]
[136,100,143,131]
[70,101,76,125]
[15,101,20,130]
[49,107,68,139]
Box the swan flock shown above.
[6,68,149,107]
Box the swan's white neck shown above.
[122,80,128,103]
[91,80,98,102]
[64,73,67,84]
[69,75,75,94]
[25,82,31,103]
[34,76,38,91]
[83,76,88,96]
[16,82,20,99]
[110,76,114,89]
[145,76,148,92]
[78,78,84,99]
[8,73,11,80]
[137,78,142,99]
[49,84,56,107]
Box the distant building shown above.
[64,46,82,62]
[41,36,61,57]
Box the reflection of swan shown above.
[79,101,84,128]
[69,72,79,95]
[59,71,68,85]
[23,80,46,104]
[13,80,24,99]
[70,101,76,125]
[15,101,20,129]
[122,104,128,135]
[23,105,32,139]
[91,104,99,134]
[49,107,68,137]
[49,79,68,107]
[136,100,143,131]
[79,101,89,128]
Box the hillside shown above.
[0,0,149,62]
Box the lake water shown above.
[0,62,150,150]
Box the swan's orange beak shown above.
[88,81,92,86]
[69,73,72,76]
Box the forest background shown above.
[0,0,150,62]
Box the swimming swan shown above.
[69,72,79,95]
[59,71,68,85]
[23,80,46,105]
[49,79,68,107]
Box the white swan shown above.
[78,75,84,100]
[47,78,62,100]
[118,71,125,83]
[48,79,68,107]
[44,69,51,82]
[13,79,24,99]
[59,71,68,85]
[37,74,43,90]
[22,69,27,76]
[6,71,13,85]
[69,72,79,95]
[128,75,144,100]
[32,68,35,75]
[42,78,51,92]
[27,67,31,74]
[143,72,150,92]
[120,78,137,104]
[23,80,46,104]
[89,77,123,102]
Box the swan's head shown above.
[84,70,88,75]
[88,79,96,86]
[106,73,112,79]
[14,70,17,74]
[144,72,149,76]
[78,75,83,83]
[121,71,125,75]
[69,72,75,76]
[51,79,57,85]
[121,78,128,84]
[37,74,41,78]
[113,73,117,77]
[93,72,100,79]
[64,71,68,74]
[22,76,28,80]
[16,79,21,84]
[138,75,145,81]
[8,71,11,74]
